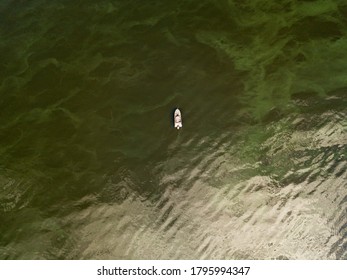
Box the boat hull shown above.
[174,108,182,129]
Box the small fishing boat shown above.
[174,108,182,129]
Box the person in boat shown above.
[175,114,181,123]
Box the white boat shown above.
[174,108,182,129]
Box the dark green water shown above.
[0,0,346,259]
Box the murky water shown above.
[0,0,346,259]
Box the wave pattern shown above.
[58,95,346,260]
[0,0,346,259]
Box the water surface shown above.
[0,0,346,259]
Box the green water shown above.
[0,0,346,259]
